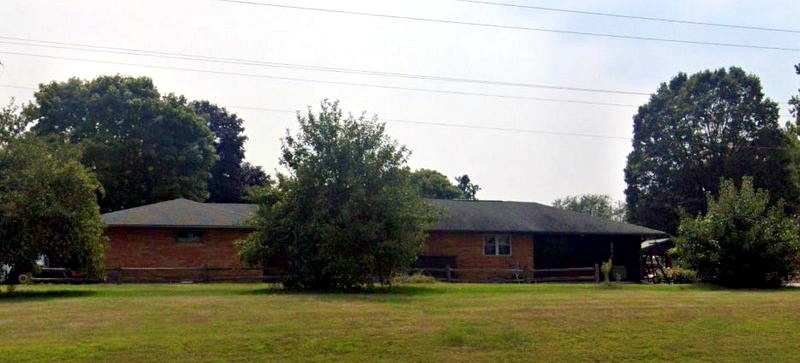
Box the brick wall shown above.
[422,232,534,281]
[104,228,538,283]
[104,227,259,282]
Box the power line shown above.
[0,36,649,96]
[0,84,34,90]
[3,81,795,113]
[214,0,800,52]
[452,0,800,34]
[0,84,633,140]
[1,85,794,143]
[224,105,800,145]
[0,83,633,140]
[3,81,797,119]
[0,50,638,107]
[229,105,633,140]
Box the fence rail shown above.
[414,265,599,283]
[106,266,275,284]
[26,265,601,284]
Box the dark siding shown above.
[413,256,456,269]
[534,234,642,281]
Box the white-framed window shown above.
[484,234,511,256]
[176,229,203,243]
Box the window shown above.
[176,229,202,243]
[484,234,511,256]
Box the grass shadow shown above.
[646,282,800,293]
[0,289,97,303]
[597,283,625,290]
[245,284,446,301]
[697,282,800,292]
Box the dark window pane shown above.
[497,235,511,255]
[498,243,511,256]
[176,229,202,243]
[484,236,496,255]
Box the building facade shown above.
[101,198,667,282]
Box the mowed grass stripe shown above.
[1,283,799,362]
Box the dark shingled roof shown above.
[102,198,667,237]
[101,198,255,229]
[427,199,667,237]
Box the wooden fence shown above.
[413,265,600,283]
[105,267,284,284]
[25,267,277,284]
[27,265,601,284]
[24,268,101,284]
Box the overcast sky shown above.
[1,0,798,204]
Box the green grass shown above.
[1,283,799,362]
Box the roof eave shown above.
[426,229,669,238]
[104,224,255,230]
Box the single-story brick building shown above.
[101,198,667,282]
[101,199,257,282]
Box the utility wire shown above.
[0,84,633,140]
[214,0,800,52]
[0,36,649,96]
[0,84,34,90]
[0,83,633,140]
[452,0,800,34]
[2,82,794,112]
[1,85,794,143]
[229,105,632,140]
[0,50,638,107]
[223,106,799,145]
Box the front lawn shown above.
[1,283,798,361]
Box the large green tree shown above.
[192,101,267,203]
[0,134,105,287]
[409,169,464,199]
[790,63,800,124]
[789,63,800,192]
[553,194,626,222]
[455,174,481,200]
[241,162,270,193]
[624,67,796,234]
[674,177,800,288]
[237,100,435,289]
[0,100,28,145]
[25,75,217,212]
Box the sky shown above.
[1,0,798,205]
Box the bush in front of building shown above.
[392,273,437,284]
[655,267,698,284]
[600,259,613,283]
[674,177,800,288]
[237,100,436,290]
[0,136,105,291]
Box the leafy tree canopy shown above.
[192,101,266,203]
[25,75,217,212]
[674,177,800,288]
[0,135,105,286]
[0,100,28,146]
[552,194,626,222]
[241,162,271,195]
[455,174,481,200]
[409,169,464,199]
[237,100,435,290]
[625,67,795,234]
[790,63,800,124]
[788,64,800,197]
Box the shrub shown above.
[674,177,800,288]
[237,101,436,290]
[391,273,437,284]
[600,259,613,283]
[0,136,106,286]
[656,267,697,284]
